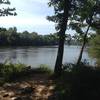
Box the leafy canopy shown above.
[0,0,17,16]
[47,0,100,34]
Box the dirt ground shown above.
[0,73,55,100]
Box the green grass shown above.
[35,64,53,74]
[0,61,27,82]
[0,62,53,84]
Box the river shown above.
[0,45,94,69]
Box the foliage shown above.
[89,34,100,66]
[47,0,100,74]
[69,0,100,33]
[0,27,59,46]
[48,0,99,32]
[0,61,27,81]
[69,0,100,65]
[52,63,100,100]
[0,62,53,83]
[36,64,53,74]
[0,0,16,16]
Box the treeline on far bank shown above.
[0,27,59,46]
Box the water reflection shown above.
[0,46,94,68]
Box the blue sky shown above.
[0,0,57,34]
[0,0,74,35]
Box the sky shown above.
[0,0,74,35]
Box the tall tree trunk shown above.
[54,33,65,75]
[76,2,97,66]
[76,25,90,66]
[76,3,95,66]
[54,0,70,75]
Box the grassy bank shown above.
[0,62,100,100]
[0,63,54,100]
[0,62,53,85]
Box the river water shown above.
[0,45,94,69]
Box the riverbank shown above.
[0,63,100,100]
[0,63,55,100]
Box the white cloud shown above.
[30,0,48,4]
[0,0,55,34]
[0,16,54,26]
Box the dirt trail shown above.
[0,73,55,100]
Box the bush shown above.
[36,64,53,74]
[0,61,27,81]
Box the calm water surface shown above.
[0,45,94,69]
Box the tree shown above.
[89,34,100,66]
[77,1,100,65]
[0,27,59,46]
[47,0,99,74]
[48,0,71,75]
[0,0,17,16]
[69,0,100,65]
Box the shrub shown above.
[0,61,27,81]
[36,64,53,74]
